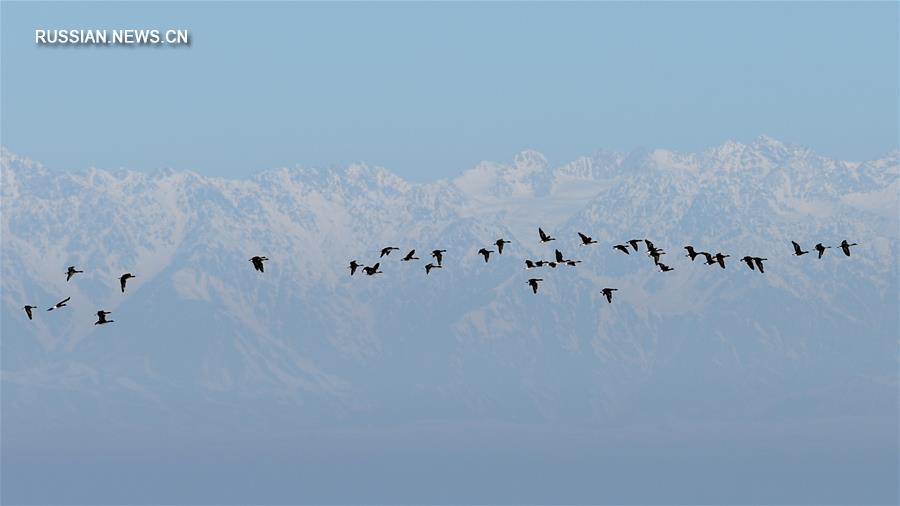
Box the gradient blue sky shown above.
[2,1,898,180]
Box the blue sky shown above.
[1,1,898,180]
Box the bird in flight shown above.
[740,256,756,271]
[47,297,71,311]
[554,249,566,263]
[538,228,555,243]
[657,262,674,272]
[23,305,36,320]
[601,287,618,304]
[613,244,631,255]
[431,249,446,266]
[425,263,442,274]
[495,238,510,254]
[713,253,730,269]
[752,257,767,273]
[791,241,809,256]
[363,263,382,276]
[119,273,135,293]
[628,239,643,252]
[839,240,858,257]
[249,256,268,272]
[684,246,706,261]
[349,260,362,276]
[401,249,419,261]
[814,243,831,259]
[380,246,399,258]
[699,251,714,265]
[477,248,494,263]
[527,278,543,294]
[66,265,83,282]
[94,310,113,325]
[577,232,597,245]
[525,260,537,269]
[648,248,665,265]
[565,260,582,267]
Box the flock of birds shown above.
[22,229,859,324]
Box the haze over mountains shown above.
[2,137,898,503]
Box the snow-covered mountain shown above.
[2,137,897,436]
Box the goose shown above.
[401,249,419,261]
[119,273,135,293]
[648,249,665,265]
[613,244,631,254]
[538,228,555,243]
[363,263,382,276]
[525,260,537,269]
[23,305,36,320]
[527,278,543,294]
[477,248,493,263]
[839,240,858,257]
[601,288,618,304]
[658,262,674,272]
[814,243,831,259]
[699,251,714,265]
[628,239,643,251]
[684,246,704,261]
[565,260,582,267]
[94,310,114,325]
[753,257,767,273]
[495,239,510,254]
[380,246,399,258]
[791,241,809,256]
[431,249,446,266]
[554,249,566,263]
[66,266,83,282]
[349,260,363,276]
[577,232,597,245]
[425,263,442,274]
[249,256,268,272]
[740,256,756,271]
[47,297,71,311]
[714,253,730,269]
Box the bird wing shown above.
[60,297,71,305]
[578,232,589,243]
[120,277,127,292]
[555,249,563,262]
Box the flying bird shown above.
[713,253,730,269]
[477,248,493,263]
[577,232,597,245]
[431,249,446,266]
[814,243,831,259]
[613,244,631,254]
[839,240,858,257]
[349,260,362,276]
[538,228,555,243]
[119,273,135,293]
[554,249,566,263]
[495,239,510,254]
[753,257,767,273]
[644,239,657,251]
[791,241,809,256]
[380,247,399,258]
[657,262,674,272]
[565,260,582,267]
[601,288,618,304]
[66,266,83,282]
[249,256,268,272]
[648,248,665,265]
[699,251,714,265]
[548,262,558,268]
[94,310,113,325]
[527,278,543,294]
[525,260,537,269]
[363,263,382,276]
[741,256,756,271]
[23,305,36,320]
[628,239,643,251]
[401,249,419,261]
[684,246,705,261]
[534,260,549,267]
[47,297,71,311]
[425,263,442,274]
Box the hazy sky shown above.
[2,1,898,180]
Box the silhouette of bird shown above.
[684,246,705,261]
[119,273,135,293]
[477,248,493,263]
[644,239,657,251]
[613,244,631,254]
[548,262,558,268]
[534,260,549,267]
[839,240,858,257]
[554,249,566,263]
[648,248,665,265]
[431,249,446,266]
[401,249,419,261]
[349,260,362,276]
[713,253,730,269]
[813,243,831,259]
[601,288,618,304]
[658,262,674,272]
[495,239,510,254]
[249,256,268,272]
[577,232,597,245]
[525,260,537,269]
[527,278,543,294]
[363,263,382,276]
[380,247,399,258]
[791,241,809,256]
[565,260,582,267]
[23,305,36,320]
[753,257,767,273]
[47,297,71,311]
[425,263,442,274]
[538,228,555,243]
[94,310,113,325]
[66,265,83,282]
[741,256,756,271]
[628,239,643,251]
[699,251,714,265]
